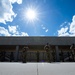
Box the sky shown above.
[0,0,75,36]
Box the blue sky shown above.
[0,0,75,36]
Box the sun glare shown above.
[22,5,42,24]
[24,6,39,23]
[26,8,37,20]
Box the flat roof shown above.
[0,36,75,45]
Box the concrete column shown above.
[55,46,60,62]
[14,45,19,62]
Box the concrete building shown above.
[0,36,75,62]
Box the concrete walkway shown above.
[0,62,75,75]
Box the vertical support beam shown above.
[15,45,19,62]
[55,45,60,62]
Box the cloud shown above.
[0,26,11,36]
[45,29,48,32]
[41,25,46,30]
[57,15,75,36]
[10,0,22,4]
[8,25,19,34]
[60,22,67,27]
[20,32,29,36]
[69,15,75,34]
[41,24,49,32]
[58,27,69,36]
[0,0,22,24]
[0,25,29,36]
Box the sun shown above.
[24,6,39,23]
[26,8,37,21]
[22,5,42,24]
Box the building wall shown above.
[0,37,75,62]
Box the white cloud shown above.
[0,25,29,36]
[10,0,22,4]
[0,26,11,36]
[8,25,19,34]
[20,32,29,36]
[41,24,49,32]
[58,27,69,36]
[69,15,75,34]
[60,22,67,27]
[57,15,75,36]
[45,29,48,32]
[41,25,46,29]
[0,0,22,24]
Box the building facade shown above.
[0,36,75,62]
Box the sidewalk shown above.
[0,62,75,75]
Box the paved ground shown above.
[0,62,75,75]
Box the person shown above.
[22,46,29,63]
[44,43,51,62]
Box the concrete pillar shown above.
[14,45,19,62]
[55,46,60,62]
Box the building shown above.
[0,36,75,62]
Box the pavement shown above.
[0,62,75,75]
